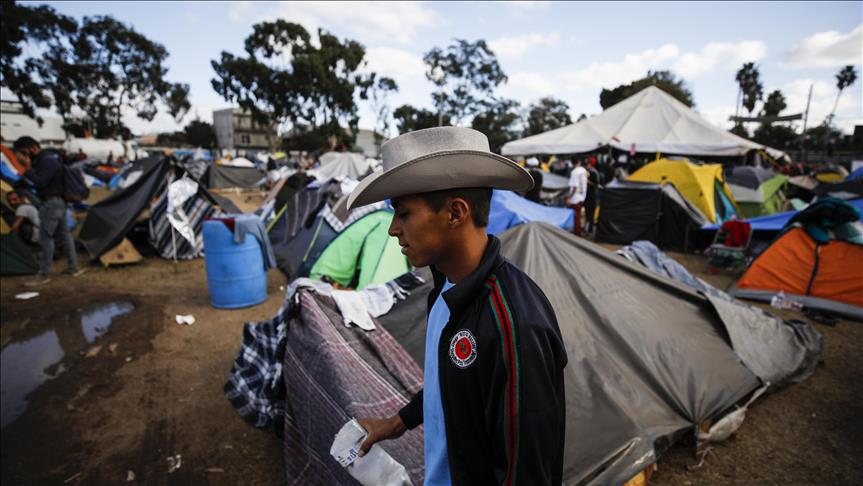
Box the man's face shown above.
[389,195,451,268]
[7,192,21,208]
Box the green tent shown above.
[310,210,409,289]
[1,233,39,276]
[726,167,788,218]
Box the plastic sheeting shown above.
[487,189,574,235]
[205,165,267,189]
[78,156,169,258]
[309,152,372,181]
[617,240,822,386]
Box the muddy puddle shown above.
[0,301,135,428]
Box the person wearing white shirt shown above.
[567,160,588,236]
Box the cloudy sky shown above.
[37,1,863,137]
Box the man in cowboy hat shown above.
[351,127,567,485]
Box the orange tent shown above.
[731,227,863,319]
[0,144,25,174]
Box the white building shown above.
[0,100,67,146]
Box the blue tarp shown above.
[703,198,863,232]
[487,189,574,235]
[848,166,863,181]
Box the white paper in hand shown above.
[330,419,412,486]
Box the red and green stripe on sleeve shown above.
[484,274,521,486]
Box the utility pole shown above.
[801,84,813,164]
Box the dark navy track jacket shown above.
[399,235,568,486]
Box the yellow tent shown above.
[628,158,739,223]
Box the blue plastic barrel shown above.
[202,220,267,309]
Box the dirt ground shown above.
[1,247,861,485]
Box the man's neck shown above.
[436,229,489,285]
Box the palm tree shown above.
[827,65,857,126]
[735,62,764,121]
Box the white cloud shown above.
[560,43,680,92]
[501,71,557,97]
[507,1,550,9]
[673,41,767,78]
[786,24,863,69]
[229,1,440,45]
[363,47,426,80]
[697,104,739,131]
[490,31,560,59]
[778,79,862,133]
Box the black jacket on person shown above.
[398,235,568,486]
[24,149,64,199]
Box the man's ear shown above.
[447,198,471,228]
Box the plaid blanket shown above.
[282,289,424,485]
[148,181,217,260]
[223,304,290,429]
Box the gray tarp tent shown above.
[379,222,820,485]
[205,165,267,189]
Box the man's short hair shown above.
[13,136,40,152]
[417,187,493,228]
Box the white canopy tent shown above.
[502,86,789,162]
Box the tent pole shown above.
[171,226,178,265]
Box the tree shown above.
[184,120,216,148]
[424,39,507,125]
[753,90,793,148]
[64,16,190,139]
[524,97,571,137]
[392,104,441,134]
[1,3,189,138]
[212,20,377,148]
[599,70,693,109]
[470,99,522,154]
[735,62,763,116]
[753,124,798,149]
[363,74,398,152]
[156,131,187,147]
[0,1,76,124]
[760,90,787,117]
[827,65,857,126]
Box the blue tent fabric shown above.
[704,198,863,232]
[848,166,863,181]
[487,189,574,235]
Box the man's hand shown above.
[356,414,407,457]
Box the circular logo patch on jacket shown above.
[449,329,477,369]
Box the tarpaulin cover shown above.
[78,156,169,259]
[377,223,820,485]
[487,189,574,235]
[309,210,409,289]
[269,187,331,276]
[628,158,738,223]
[281,289,425,485]
[702,199,863,232]
[205,165,267,189]
[617,240,822,387]
[596,180,708,251]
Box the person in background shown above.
[524,157,544,203]
[567,159,588,236]
[7,190,40,245]
[583,159,600,235]
[106,151,114,164]
[13,136,78,286]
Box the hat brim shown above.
[346,150,533,210]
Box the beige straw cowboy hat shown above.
[346,127,533,210]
